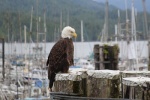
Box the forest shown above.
[0,0,149,42]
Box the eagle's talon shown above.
[48,88,52,92]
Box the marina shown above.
[0,41,150,100]
[0,0,150,99]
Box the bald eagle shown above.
[46,26,77,91]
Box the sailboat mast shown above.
[125,0,130,44]
[131,0,139,70]
[30,6,33,36]
[18,11,22,42]
[117,9,120,41]
[81,20,84,42]
[7,18,10,55]
[131,0,134,41]
[142,0,149,38]
[60,11,62,33]
[131,0,137,42]
[100,0,109,42]
[104,0,109,42]
[125,0,128,22]
[36,0,39,46]
[29,6,33,59]
[24,25,27,61]
[115,24,118,42]
[124,0,131,69]
[44,9,47,58]
[18,10,23,56]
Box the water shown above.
[0,41,148,59]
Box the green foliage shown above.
[113,44,119,59]
[103,44,109,54]
[0,0,149,42]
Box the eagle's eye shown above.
[70,31,73,33]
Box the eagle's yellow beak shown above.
[72,32,77,38]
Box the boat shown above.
[117,0,148,71]
[23,69,48,81]
[73,58,95,70]
[10,78,29,92]
[0,83,24,99]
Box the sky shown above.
[93,0,150,12]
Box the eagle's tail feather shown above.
[49,72,56,90]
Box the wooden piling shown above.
[94,44,100,70]
[87,70,120,98]
[94,44,119,70]
[54,71,87,96]
[121,71,150,78]
[122,77,150,99]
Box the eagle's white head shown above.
[61,26,77,39]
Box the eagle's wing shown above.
[66,39,74,66]
[46,39,68,69]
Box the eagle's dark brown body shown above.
[46,38,74,89]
